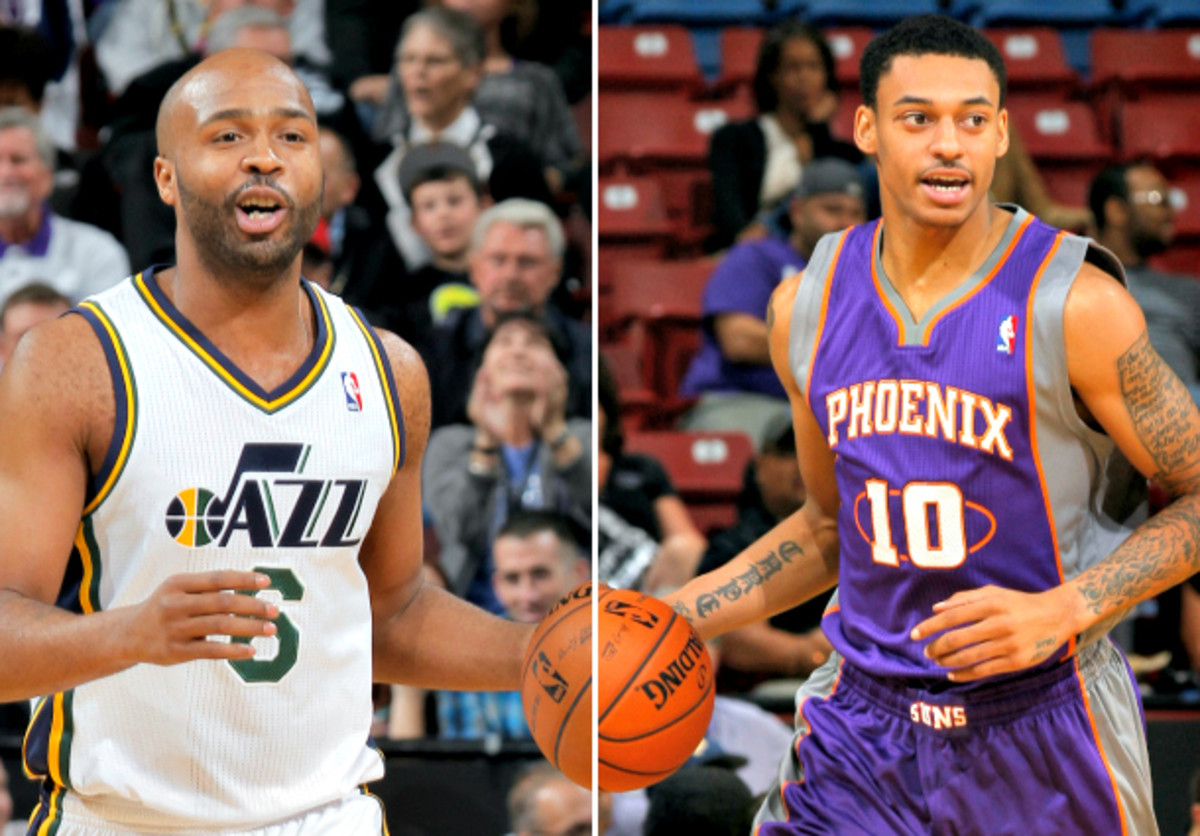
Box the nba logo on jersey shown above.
[996,315,1018,355]
[341,371,363,411]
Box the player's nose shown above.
[242,135,284,175]
[929,117,964,159]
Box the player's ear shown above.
[995,108,1010,159]
[154,156,177,207]
[854,104,877,156]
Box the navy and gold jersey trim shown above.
[59,517,103,615]
[349,307,406,474]
[26,782,66,836]
[23,690,75,792]
[73,302,137,515]
[133,270,335,414]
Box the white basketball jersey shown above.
[24,270,403,832]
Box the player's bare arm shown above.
[0,316,275,702]
[917,262,1200,680]
[362,330,534,691]
[663,273,840,642]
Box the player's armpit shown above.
[1058,262,1200,637]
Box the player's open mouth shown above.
[920,173,970,205]
[235,192,287,235]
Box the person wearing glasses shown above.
[1090,163,1200,403]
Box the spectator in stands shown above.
[388,141,487,351]
[313,125,408,323]
[598,355,707,594]
[709,21,861,251]
[642,767,755,836]
[696,412,832,691]
[1090,163,1200,402]
[326,0,421,110]
[426,198,589,428]
[507,761,591,836]
[0,281,69,369]
[93,0,330,98]
[0,108,129,307]
[399,0,583,195]
[436,510,587,739]
[373,6,552,272]
[423,313,590,615]
[680,158,865,446]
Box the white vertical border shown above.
[590,0,601,833]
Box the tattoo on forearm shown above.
[672,600,693,624]
[690,539,804,620]
[1118,331,1200,493]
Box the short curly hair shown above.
[860,15,1007,110]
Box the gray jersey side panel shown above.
[788,231,844,397]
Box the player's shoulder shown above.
[372,327,432,453]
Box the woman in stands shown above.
[708,21,861,250]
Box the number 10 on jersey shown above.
[864,480,973,570]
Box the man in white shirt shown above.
[0,107,130,307]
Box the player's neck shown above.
[878,202,1010,319]
[158,256,315,381]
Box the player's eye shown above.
[216,131,239,143]
[902,112,929,126]
[963,114,987,128]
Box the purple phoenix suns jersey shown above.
[790,206,1142,683]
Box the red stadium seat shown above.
[1039,164,1103,209]
[598,175,674,259]
[1120,97,1200,164]
[624,430,755,533]
[716,27,764,90]
[598,25,703,92]
[598,93,754,170]
[602,342,658,432]
[1092,29,1200,91]
[605,258,715,399]
[826,28,875,88]
[983,29,1077,92]
[655,168,716,250]
[1006,97,1112,162]
[1148,242,1200,276]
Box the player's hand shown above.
[124,571,279,666]
[910,584,1073,683]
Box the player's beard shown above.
[176,174,321,284]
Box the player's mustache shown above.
[226,176,296,210]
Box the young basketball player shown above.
[664,16,1196,835]
[0,49,532,834]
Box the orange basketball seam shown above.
[552,675,592,770]
[598,673,715,743]
[597,609,678,724]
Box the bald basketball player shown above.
[0,49,532,835]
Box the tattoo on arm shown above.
[672,599,693,625]
[689,540,804,620]
[1031,636,1057,662]
[1075,332,1200,619]
[1117,331,1200,493]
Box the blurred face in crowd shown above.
[773,36,829,118]
[789,190,866,257]
[154,50,323,282]
[1125,164,1175,259]
[410,175,481,264]
[755,446,806,522]
[492,530,585,623]
[397,23,481,132]
[208,0,296,19]
[440,0,511,30]
[516,778,592,836]
[318,129,359,219]
[479,318,557,397]
[0,296,71,366]
[0,125,52,223]
[470,220,559,321]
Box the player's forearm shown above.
[0,590,138,701]
[373,582,534,691]
[1061,492,1200,646]
[719,623,831,676]
[662,507,839,643]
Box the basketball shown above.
[521,581,594,788]
[598,588,715,792]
